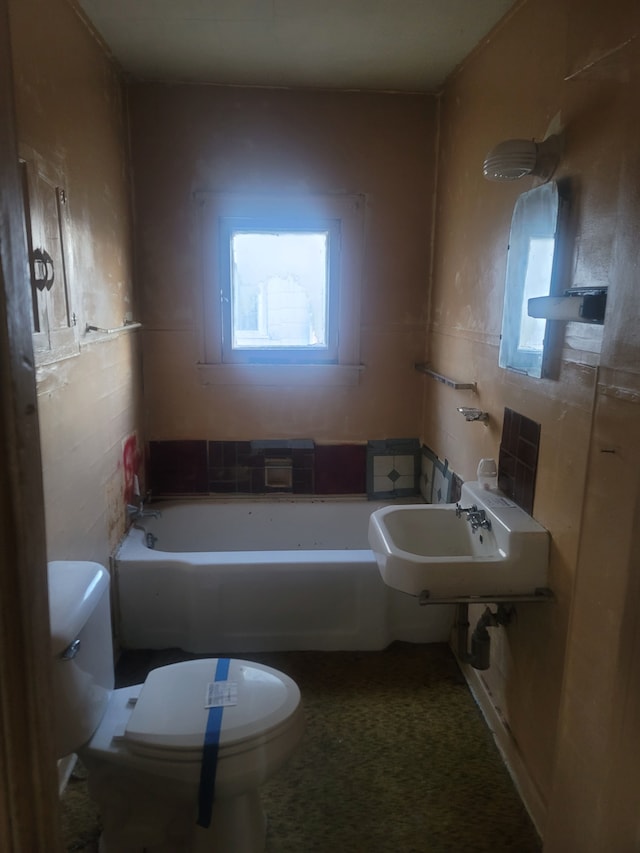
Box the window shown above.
[197,194,364,385]
[220,220,340,364]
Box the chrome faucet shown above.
[456,503,477,518]
[127,500,161,521]
[468,509,491,532]
[456,503,492,532]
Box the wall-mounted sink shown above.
[368,481,550,601]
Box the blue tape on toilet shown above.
[197,657,231,828]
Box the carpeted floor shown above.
[61,642,542,852]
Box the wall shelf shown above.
[414,363,476,391]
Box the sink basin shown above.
[368,481,549,600]
[378,504,500,559]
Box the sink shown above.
[377,504,499,559]
[368,481,549,601]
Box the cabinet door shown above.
[20,152,77,362]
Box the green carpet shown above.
[61,643,541,852]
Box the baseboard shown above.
[454,652,547,839]
[57,753,78,797]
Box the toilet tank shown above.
[48,561,115,758]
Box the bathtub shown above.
[114,498,455,653]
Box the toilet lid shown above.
[124,659,300,756]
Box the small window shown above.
[197,193,364,385]
[220,219,340,364]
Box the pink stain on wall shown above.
[122,433,141,504]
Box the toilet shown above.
[48,560,304,853]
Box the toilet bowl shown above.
[48,560,304,853]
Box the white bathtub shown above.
[114,499,455,653]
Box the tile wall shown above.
[146,409,540,507]
[498,408,541,514]
[420,406,541,512]
[366,438,421,499]
[148,438,421,499]
[421,445,456,504]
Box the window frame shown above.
[219,216,341,365]
[196,193,365,386]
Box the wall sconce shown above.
[483,134,562,182]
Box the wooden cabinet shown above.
[19,148,77,362]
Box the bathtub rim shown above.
[115,495,424,560]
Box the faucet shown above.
[456,503,477,518]
[455,503,492,532]
[127,498,161,521]
[467,509,492,532]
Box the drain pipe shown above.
[455,603,513,670]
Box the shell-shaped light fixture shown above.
[483,135,561,182]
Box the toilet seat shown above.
[81,659,304,852]
[48,558,305,852]
[123,658,302,762]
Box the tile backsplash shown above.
[148,440,208,494]
[421,445,450,504]
[367,438,420,499]
[315,444,367,495]
[206,439,316,495]
[498,407,541,514]
[148,438,420,499]
[419,407,541,513]
[147,417,540,508]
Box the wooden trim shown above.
[453,652,547,837]
[197,361,364,386]
[0,2,62,849]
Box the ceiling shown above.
[77,0,517,93]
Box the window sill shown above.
[197,362,364,386]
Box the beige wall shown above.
[7,0,640,847]
[428,0,640,844]
[8,0,141,562]
[545,3,640,844]
[128,84,437,442]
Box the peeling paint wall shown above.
[128,84,437,443]
[428,0,640,842]
[8,0,640,844]
[8,0,141,563]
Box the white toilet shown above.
[48,560,304,853]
